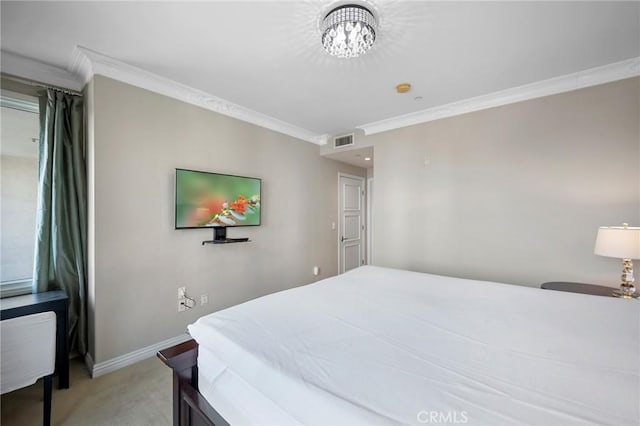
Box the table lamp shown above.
[594,223,640,299]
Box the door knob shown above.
[341,236,347,242]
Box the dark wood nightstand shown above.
[541,282,617,297]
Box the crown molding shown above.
[357,56,640,136]
[69,46,328,145]
[5,46,636,144]
[1,50,84,92]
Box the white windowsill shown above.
[0,278,33,298]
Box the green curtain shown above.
[33,89,87,355]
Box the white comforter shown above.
[188,266,639,425]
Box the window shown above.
[0,92,39,297]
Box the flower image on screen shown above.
[175,169,261,228]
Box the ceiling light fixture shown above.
[321,4,377,58]
[364,157,371,161]
[396,83,411,93]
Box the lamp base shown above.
[612,289,640,299]
[612,259,639,299]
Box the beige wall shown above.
[85,79,96,359]
[366,77,640,287]
[87,76,364,363]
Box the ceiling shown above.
[324,146,374,169]
[1,1,638,138]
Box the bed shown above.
[158,265,639,426]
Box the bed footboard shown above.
[157,339,230,426]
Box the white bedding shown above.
[188,266,639,425]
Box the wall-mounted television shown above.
[175,168,261,231]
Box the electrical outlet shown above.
[184,297,196,309]
[200,294,209,305]
[313,266,319,276]
[178,298,186,312]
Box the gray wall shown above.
[86,76,365,363]
[0,155,38,282]
[367,77,640,287]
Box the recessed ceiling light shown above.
[396,83,411,93]
[364,157,371,161]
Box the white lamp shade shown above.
[594,226,640,259]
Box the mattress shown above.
[188,266,639,425]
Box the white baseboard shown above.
[85,333,192,378]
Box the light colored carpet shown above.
[1,356,172,426]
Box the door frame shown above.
[337,172,366,274]
[367,177,373,265]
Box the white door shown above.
[339,174,365,273]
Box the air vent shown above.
[333,133,354,149]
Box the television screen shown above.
[175,168,261,229]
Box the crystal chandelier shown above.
[321,5,377,58]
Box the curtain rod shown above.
[1,73,83,97]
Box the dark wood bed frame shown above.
[157,340,230,426]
